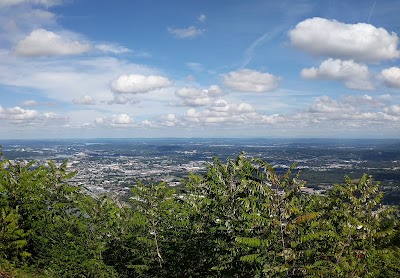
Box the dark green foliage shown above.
[184,153,308,276]
[180,153,400,277]
[0,206,29,263]
[104,181,207,277]
[0,157,118,277]
[0,150,399,277]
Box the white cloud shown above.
[160,113,178,127]
[141,119,158,128]
[0,106,38,123]
[301,59,374,90]
[0,4,58,47]
[165,113,176,121]
[31,8,54,18]
[136,114,181,129]
[112,114,133,124]
[380,67,400,89]
[340,94,386,107]
[21,100,39,106]
[20,100,56,107]
[107,94,138,105]
[223,69,280,93]
[175,87,212,107]
[198,14,206,22]
[0,0,25,6]
[175,87,201,98]
[175,85,222,107]
[308,96,356,113]
[95,43,131,54]
[73,95,95,105]
[236,102,255,113]
[111,74,171,94]
[183,99,280,125]
[20,9,55,23]
[0,105,68,125]
[94,117,104,124]
[135,93,400,133]
[0,50,159,110]
[206,85,222,97]
[167,26,205,39]
[290,96,400,128]
[0,0,62,7]
[384,105,400,115]
[15,28,91,57]
[289,17,399,62]
[42,112,69,124]
[95,114,134,126]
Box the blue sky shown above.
[0,0,399,139]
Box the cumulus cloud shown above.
[175,87,212,107]
[137,115,181,129]
[384,105,400,115]
[94,117,104,124]
[184,99,280,125]
[41,112,69,124]
[112,114,133,124]
[380,67,400,89]
[175,85,223,107]
[179,94,400,131]
[308,96,356,113]
[290,96,400,128]
[72,95,95,105]
[0,49,158,105]
[223,69,280,93]
[0,105,68,125]
[340,94,386,107]
[107,94,138,105]
[111,74,171,94]
[15,28,91,57]
[159,113,178,127]
[167,26,205,39]
[95,114,134,126]
[301,59,374,90]
[289,17,399,62]
[140,119,155,128]
[206,85,223,97]
[0,106,38,123]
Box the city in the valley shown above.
[1,138,399,204]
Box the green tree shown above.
[183,153,304,276]
[1,148,399,277]
[294,175,400,277]
[0,206,29,264]
[184,153,400,277]
[0,156,118,277]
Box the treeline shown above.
[0,151,399,277]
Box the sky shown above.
[0,0,400,139]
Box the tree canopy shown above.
[0,150,399,277]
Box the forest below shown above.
[0,150,399,277]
